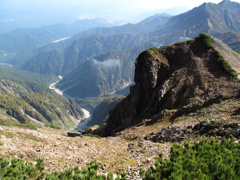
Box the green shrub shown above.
[137,48,156,61]
[44,125,61,129]
[0,157,44,179]
[3,123,38,130]
[141,137,240,180]
[186,39,195,45]
[209,120,219,129]
[44,161,106,180]
[83,133,102,139]
[199,33,213,49]
[0,158,129,180]
[214,52,238,78]
[232,51,240,58]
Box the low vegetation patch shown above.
[1,122,37,130]
[232,51,240,58]
[44,125,61,129]
[137,48,158,62]
[214,52,238,78]
[0,157,44,179]
[197,33,238,78]
[141,137,240,179]
[186,39,195,45]
[83,133,102,139]
[199,32,213,49]
[0,158,127,180]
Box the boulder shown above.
[67,132,82,137]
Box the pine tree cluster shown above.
[141,137,240,180]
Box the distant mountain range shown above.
[0,18,116,54]
[2,0,240,99]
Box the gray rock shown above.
[67,132,82,137]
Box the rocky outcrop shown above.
[95,34,240,136]
[67,131,82,137]
[144,121,240,143]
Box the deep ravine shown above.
[75,109,92,132]
[49,76,91,131]
[49,75,63,96]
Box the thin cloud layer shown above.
[92,59,121,68]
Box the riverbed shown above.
[48,76,91,132]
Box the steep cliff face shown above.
[99,34,240,136]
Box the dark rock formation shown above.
[67,132,82,137]
[94,34,240,136]
[144,121,240,143]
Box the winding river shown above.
[49,76,63,95]
[49,76,91,132]
[75,109,92,132]
[0,63,13,67]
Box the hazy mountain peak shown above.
[219,0,231,4]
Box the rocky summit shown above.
[93,33,240,136]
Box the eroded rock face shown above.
[97,35,240,136]
[144,121,240,143]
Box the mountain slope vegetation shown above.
[0,92,85,129]
[0,67,85,129]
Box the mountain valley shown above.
[5,0,239,99]
[0,0,239,179]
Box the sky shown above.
[1,0,240,24]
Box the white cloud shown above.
[92,59,121,68]
[2,19,15,22]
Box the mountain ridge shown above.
[4,0,240,99]
[0,18,117,53]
